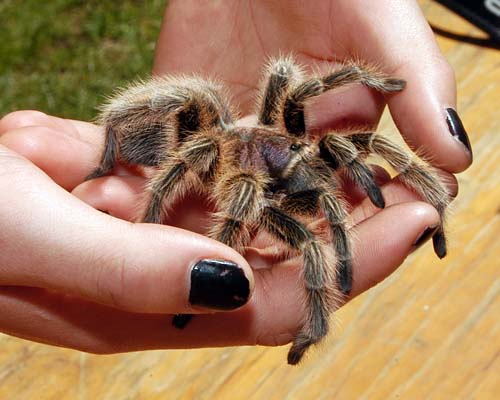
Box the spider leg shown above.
[319,133,385,208]
[262,206,337,365]
[258,56,303,126]
[85,124,120,181]
[281,157,354,295]
[282,186,353,295]
[282,66,405,136]
[351,133,450,258]
[143,133,220,224]
[318,190,352,294]
[208,171,267,252]
[143,159,189,224]
[86,77,234,180]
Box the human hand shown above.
[0,110,455,352]
[154,0,472,173]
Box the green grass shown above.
[0,0,167,121]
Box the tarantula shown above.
[86,56,450,365]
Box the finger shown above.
[0,125,99,189]
[0,111,107,190]
[72,175,147,220]
[0,110,103,147]
[306,85,386,132]
[72,176,215,234]
[0,145,254,315]
[347,202,440,297]
[338,0,472,172]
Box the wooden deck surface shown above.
[0,1,498,398]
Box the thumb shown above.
[386,51,473,173]
[0,146,254,314]
[342,0,473,173]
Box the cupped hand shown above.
[154,0,472,173]
[0,110,454,353]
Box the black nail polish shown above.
[413,226,439,249]
[172,314,193,329]
[189,259,250,311]
[445,108,473,158]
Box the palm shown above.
[154,0,387,117]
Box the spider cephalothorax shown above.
[86,56,450,364]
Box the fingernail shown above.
[172,314,193,329]
[445,108,473,159]
[412,225,439,250]
[189,259,250,311]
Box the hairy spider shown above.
[86,56,450,365]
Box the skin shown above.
[0,0,466,353]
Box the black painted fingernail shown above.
[172,314,193,329]
[413,225,439,250]
[446,108,473,159]
[189,259,250,311]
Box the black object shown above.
[172,259,250,330]
[172,314,192,329]
[413,226,439,249]
[445,108,473,157]
[435,0,500,44]
[188,259,250,311]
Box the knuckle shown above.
[0,110,49,133]
[2,126,53,161]
[425,53,456,85]
[437,59,456,84]
[76,243,132,312]
[95,252,130,310]
[255,330,294,347]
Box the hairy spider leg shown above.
[320,133,385,209]
[281,66,406,136]
[208,172,267,252]
[143,133,220,224]
[280,162,353,295]
[350,133,450,258]
[258,56,303,126]
[261,206,336,365]
[85,124,120,181]
[85,77,234,181]
[143,159,189,224]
